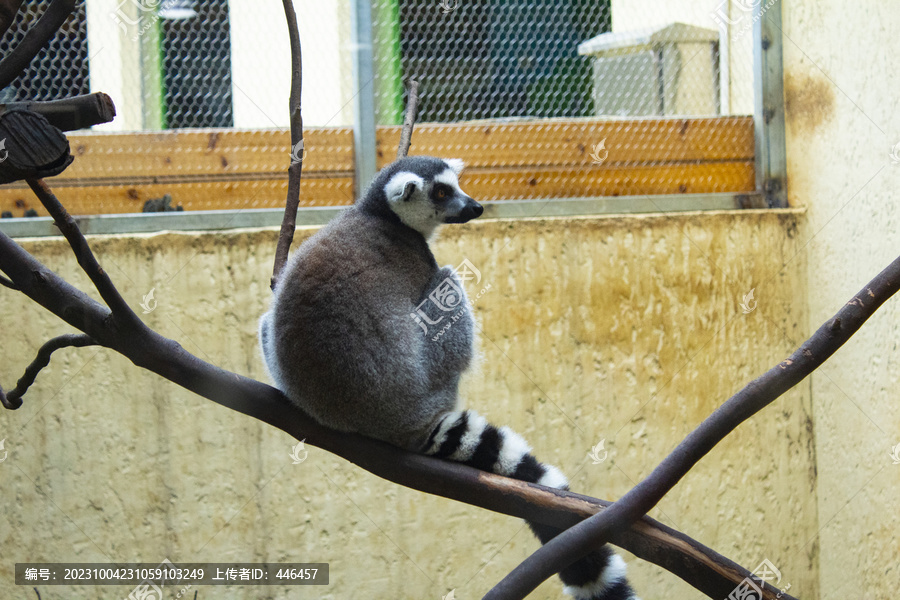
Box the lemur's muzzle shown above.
[445,197,483,224]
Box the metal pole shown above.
[752,1,787,208]
[350,0,378,199]
[372,0,403,125]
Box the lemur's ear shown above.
[385,171,424,203]
[445,158,465,176]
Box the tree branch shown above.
[0,333,95,409]
[396,79,419,159]
[486,254,900,600]
[25,178,142,329]
[1,92,117,131]
[271,0,304,290]
[0,0,75,90]
[0,221,772,599]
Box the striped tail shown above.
[424,410,639,600]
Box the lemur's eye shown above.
[435,187,447,199]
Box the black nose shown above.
[460,201,483,221]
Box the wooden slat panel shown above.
[1,163,751,217]
[460,162,754,199]
[0,118,755,216]
[61,127,354,180]
[55,117,752,180]
[376,117,754,168]
[0,178,354,216]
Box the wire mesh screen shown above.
[0,0,764,218]
[161,0,232,128]
[374,0,609,123]
[0,1,90,103]
[367,0,757,204]
[372,0,759,123]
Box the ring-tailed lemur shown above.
[259,156,639,600]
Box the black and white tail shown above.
[424,410,639,600]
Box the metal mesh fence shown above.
[0,0,767,217]
[160,0,232,128]
[373,0,610,123]
[0,1,90,103]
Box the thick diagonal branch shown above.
[0,333,95,409]
[271,0,304,289]
[0,224,771,599]
[486,255,900,600]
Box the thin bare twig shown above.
[0,273,17,289]
[26,178,142,329]
[0,224,772,599]
[0,0,75,90]
[396,79,419,160]
[271,0,304,290]
[1,333,95,409]
[485,255,900,600]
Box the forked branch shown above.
[26,178,142,329]
[0,2,878,599]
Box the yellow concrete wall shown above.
[782,2,900,599]
[0,211,817,599]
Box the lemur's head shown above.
[362,156,483,239]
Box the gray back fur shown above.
[259,156,478,450]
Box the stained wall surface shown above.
[0,211,818,599]
[782,2,900,598]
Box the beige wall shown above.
[87,0,143,131]
[0,211,818,598]
[230,0,354,128]
[782,2,900,599]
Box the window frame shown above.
[0,2,786,238]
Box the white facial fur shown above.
[384,171,423,204]
[385,170,440,238]
[444,158,465,176]
[385,160,470,239]
[433,167,466,197]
